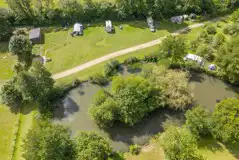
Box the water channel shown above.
[53,69,238,152]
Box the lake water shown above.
[53,72,238,152]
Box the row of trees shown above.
[161,98,239,160]
[0,32,57,114]
[23,121,122,160]
[2,0,239,26]
[90,65,193,128]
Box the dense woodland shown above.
[0,0,239,40]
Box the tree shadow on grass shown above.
[0,42,9,53]
[225,142,239,159]
[198,138,224,153]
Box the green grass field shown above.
[44,21,187,73]
[126,139,239,160]
[0,104,19,160]
[0,42,16,84]
[0,0,7,7]
[0,104,36,160]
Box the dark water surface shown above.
[54,73,238,151]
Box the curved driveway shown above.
[52,19,221,80]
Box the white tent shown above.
[74,23,83,32]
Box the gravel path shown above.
[52,18,222,80]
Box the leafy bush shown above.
[150,67,193,110]
[104,60,120,77]
[160,125,204,160]
[90,92,117,128]
[223,24,231,34]
[89,73,108,85]
[206,26,217,34]
[212,98,239,143]
[213,33,225,47]
[185,106,212,138]
[124,57,139,64]
[23,122,75,160]
[190,39,199,52]
[160,36,187,63]
[196,44,214,61]
[223,24,239,36]
[129,144,141,155]
[144,53,158,62]
[90,76,166,127]
[74,132,113,160]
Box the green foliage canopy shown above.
[74,132,113,160]
[161,125,204,160]
[212,98,239,143]
[23,122,75,160]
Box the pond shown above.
[53,71,238,152]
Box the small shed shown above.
[73,23,83,35]
[29,28,42,44]
[105,20,114,33]
[170,16,184,24]
[184,54,204,65]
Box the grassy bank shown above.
[0,104,19,160]
[126,138,239,160]
[44,20,187,73]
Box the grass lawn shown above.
[0,104,19,160]
[55,45,160,86]
[13,104,36,160]
[44,21,187,73]
[0,0,7,7]
[0,42,16,84]
[126,138,239,160]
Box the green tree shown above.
[185,106,212,138]
[0,80,23,107]
[6,0,34,20]
[0,8,11,41]
[160,36,187,64]
[231,8,239,23]
[23,122,75,160]
[9,34,32,66]
[90,90,117,128]
[90,75,165,127]
[196,44,214,61]
[14,62,54,103]
[74,132,113,160]
[213,32,226,47]
[212,98,239,143]
[216,36,239,83]
[112,76,165,125]
[161,125,204,160]
[150,66,193,110]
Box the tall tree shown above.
[212,98,239,143]
[185,106,212,138]
[75,132,113,160]
[23,122,75,160]
[216,36,239,84]
[161,125,204,160]
[9,34,32,66]
[6,0,34,20]
[0,79,23,107]
[0,8,11,41]
[160,36,188,64]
